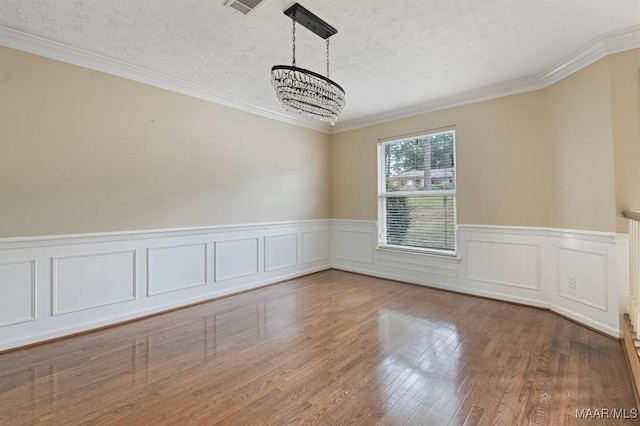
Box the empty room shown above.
[1,1,640,424]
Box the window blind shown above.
[378,129,456,252]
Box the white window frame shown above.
[377,127,457,255]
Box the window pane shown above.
[385,195,456,250]
[380,129,456,252]
[383,133,455,193]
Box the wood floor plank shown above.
[0,270,636,425]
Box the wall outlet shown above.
[568,275,577,288]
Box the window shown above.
[378,128,456,253]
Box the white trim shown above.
[330,219,377,227]
[378,125,457,144]
[539,24,640,86]
[0,220,627,350]
[333,229,374,264]
[0,220,332,351]
[0,219,329,249]
[0,24,638,135]
[464,239,542,291]
[0,26,328,134]
[263,233,299,272]
[51,249,138,316]
[550,304,621,338]
[616,233,630,244]
[301,230,330,264]
[146,243,209,296]
[332,76,542,133]
[378,129,458,253]
[376,246,461,262]
[1,265,331,352]
[0,259,37,327]
[384,190,457,198]
[556,247,609,311]
[332,264,550,309]
[376,257,458,277]
[331,25,640,133]
[332,220,624,337]
[459,224,618,243]
[214,237,260,282]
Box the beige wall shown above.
[331,92,549,228]
[331,50,640,234]
[0,46,330,238]
[545,58,616,232]
[609,49,640,232]
[1,44,637,238]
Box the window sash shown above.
[382,190,456,198]
[378,129,457,253]
[379,194,456,252]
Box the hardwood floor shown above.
[0,270,636,425]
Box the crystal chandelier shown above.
[271,3,345,126]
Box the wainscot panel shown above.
[331,220,623,337]
[53,249,137,315]
[0,260,36,327]
[548,229,620,337]
[0,219,624,350]
[264,234,298,272]
[215,238,260,282]
[302,230,329,264]
[147,243,208,296]
[0,220,330,351]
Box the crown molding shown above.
[330,76,545,134]
[331,24,640,134]
[0,25,330,133]
[537,24,640,86]
[0,24,638,135]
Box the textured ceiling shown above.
[0,0,639,127]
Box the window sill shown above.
[376,245,461,262]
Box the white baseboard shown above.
[550,303,622,338]
[332,220,624,338]
[0,219,627,351]
[0,220,331,351]
[332,264,550,309]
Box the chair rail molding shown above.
[0,219,627,351]
[331,220,623,337]
[0,220,331,351]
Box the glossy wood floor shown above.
[0,270,636,425]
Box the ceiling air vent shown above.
[224,0,266,15]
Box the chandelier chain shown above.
[292,20,296,67]
[326,39,330,79]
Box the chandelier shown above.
[271,3,345,126]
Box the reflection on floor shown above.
[0,269,635,425]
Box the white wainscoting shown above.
[0,220,331,351]
[215,237,260,282]
[0,219,626,350]
[301,230,329,264]
[53,249,138,315]
[465,240,541,291]
[548,229,621,337]
[0,259,36,327]
[332,220,624,337]
[264,234,298,272]
[147,243,208,296]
